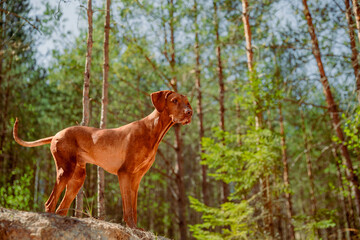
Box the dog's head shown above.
[151,90,192,125]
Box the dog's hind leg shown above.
[45,151,76,213]
[55,165,86,216]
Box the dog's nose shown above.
[185,108,192,116]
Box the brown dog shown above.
[13,90,192,228]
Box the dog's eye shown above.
[172,99,178,104]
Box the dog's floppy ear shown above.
[151,90,174,112]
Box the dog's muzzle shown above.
[181,108,192,125]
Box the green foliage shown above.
[2,0,360,239]
[0,167,33,211]
[294,210,336,240]
[190,128,280,238]
[189,196,254,240]
[342,108,360,151]
[201,127,280,195]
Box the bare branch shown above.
[151,167,174,180]
[157,149,177,177]
[283,98,328,110]
[0,8,41,34]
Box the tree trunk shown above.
[169,1,187,238]
[278,102,295,240]
[235,88,242,145]
[0,61,2,178]
[97,0,111,220]
[300,108,322,237]
[213,0,229,204]
[0,0,2,89]
[76,0,93,218]
[169,0,176,90]
[174,124,187,240]
[261,176,274,238]
[167,180,175,238]
[0,54,12,172]
[269,105,282,238]
[241,0,262,128]
[352,0,360,44]
[33,156,40,209]
[0,0,4,161]
[0,64,10,159]
[345,0,360,104]
[194,0,209,206]
[242,0,253,72]
[300,109,317,216]
[274,189,284,240]
[302,0,360,226]
[333,147,352,240]
[242,0,275,234]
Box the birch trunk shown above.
[76,0,93,218]
[98,0,111,220]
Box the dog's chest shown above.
[130,151,156,174]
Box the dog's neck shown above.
[146,109,175,147]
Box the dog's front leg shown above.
[117,171,141,229]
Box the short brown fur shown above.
[13,90,192,229]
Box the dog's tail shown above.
[13,118,53,147]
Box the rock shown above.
[0,208,169,240]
